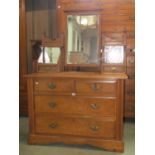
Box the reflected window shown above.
[67,15,99,64]
[38,47,60,64]
[104,45,124,64]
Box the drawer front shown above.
[127,56,135,67]
[103,66,125,73]
[34,79,74,92]
[36,116,116,138]
[35,95,116,117]
[76,80,116,96]
[37,65,60,72]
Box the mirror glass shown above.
[67,15,99,64]
[104,45,124,64]
[38,47,61,64]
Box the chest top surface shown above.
[26,72,127,80]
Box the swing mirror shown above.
[66,14,100,65]
[32,36,63,72]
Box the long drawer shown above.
[34,79,74,92]
[76,80,116,96]
[35,95,116,117]
[35,115,116,139]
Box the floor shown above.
[19,117,135,155]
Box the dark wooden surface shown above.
[19,0,28,115]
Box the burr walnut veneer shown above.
[27,72,127,152]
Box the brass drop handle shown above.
[90,125,99,131]
[49,102,57,108]
[91,83,99,91]
[90,103,99,110]
[49,122,58,129]
[111,67,116,71]
[48,82,56,89]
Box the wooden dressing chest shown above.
[27,72,127,152]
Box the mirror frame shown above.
[32,36,64,72]
[101,32,127,66]
[64,12,102,70]
[103,45,125,65]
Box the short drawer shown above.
[127,56,135,67]
[35,116,116,139]
[37,65,60,72]
[76,80,116,96]
[34,79,74,92]
[35,95,116,117]
[103,66,125,73]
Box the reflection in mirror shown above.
[104,45,124,64]
[67,15,99,64]
[38,47,61,64]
